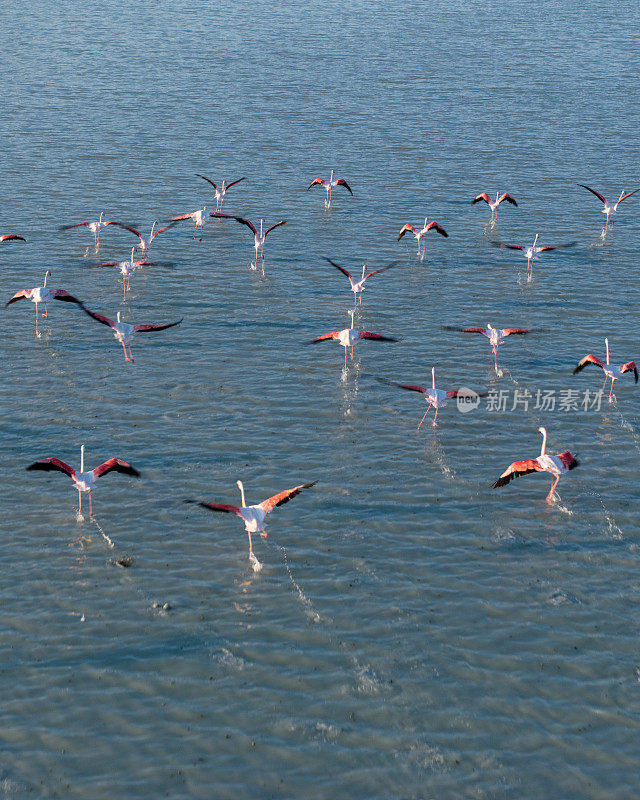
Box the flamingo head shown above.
[538,426,546,436]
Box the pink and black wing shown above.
[425,221,448,237]
[472,192,491,205]
[60,221,90,231]
[556,451,579,472]
[310,331,340,343]
[265,220,287,237]
[82,306,116,328]
[225,177,246,190]
[335,178,353,195]
[325,257,353,280]
[151,220,179,239]
[93,458,140,479]
[382,379,429,394]
[397,224,415,241]
[51,289,83,305]
[359,331,398,342]
[27,457,76,478]
[196,174,218,190]
[498,192,518,207]
[6,289,33,306]
[187,500,243,517]
[616,187,640,206]
[169,212,196,222]
[307,177,325,190]
[620,361,639,382]
[110,222,142,238]
[577,184,607,204]
[259,481,318,514]
[454,326,487,334]
[232,216,258,235]
[0,234,25,242]
[502,328,531,336]
[133,318,183,333]
[492,242,526,251]
[493,459,541,488]
[573,354,605,374]
[364,262,397,280]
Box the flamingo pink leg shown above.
[417,403,433,429]
[88,490,93,518]
[127,344,134,362]
[78,489,82,516]
[609,379,614,400]
[247,530,253,557]
[43,302,48,318]
[343,347,348,370]
[601,374,608,395]
[121,342,130,361]
[546,475,560,503]
[35,302,39,335]
[433,407,439,426]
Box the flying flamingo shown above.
[325,257,395,309]
[310,309,397,370]
[27,444,140,518]
[492,233,574,274]
[379,367,462,428]
[60,212,119,250]
[110,220,178,258]
[196,175,246,212]
[397,218,448,258]
[446,324,531,371]
[95,247,158,299]
[578,184,639,232]
[82,307,183,362]
[0,234,25,243]
[187,479,317,570]
[218,215,287,273]
[307,170,353,208]
[573,337,638,399]
[471,191,518,226]
[168,207,209,241]
[6,271,83,335]
[493,426,578,503]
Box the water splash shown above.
[272,542,321,623]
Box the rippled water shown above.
[1,2,639,798]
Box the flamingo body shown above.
[82,307,183,362]
[325,257,394,308]
[6,271,83,334]
[578,184,639,231]
[196,175,246,212]
[311,310,396,369]
[397,218,448,257]
[307,170,353,207]
[573,338,638,398]
[472,191,517,224]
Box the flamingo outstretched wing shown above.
[265,220,287,237]
[577,184,607,204]
[425,221,448,237]
[615,188,640,208]
[187,500,243,517]
[335,178,353,195]
[493,459,542,488]
[196,174,218,190]
[620,361,639,382]
[325,257,353,280]
[363,263,396,280]
[93,458,140,479]
[82,307,116,328]
[307,178,326,190]
[259,481,317,514]
[493,242,526,251]
[133,319,183,333]
[6,289,33,306]
[472,193,491,205]
[310,332,341,343]
[110,222,142,238]
[397,224,416,241]
[573,354,606,374]
[379,379,429,394]
[0,234,25,242]
[232,217,258,235]
[50,289,83,304]
[358,332,397,342]
[498,192,518,206]
[557,452,580,471]
[27,457,76,477]
[502,328,531,336]
[225,177,246,190]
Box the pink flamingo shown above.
[578,184,639,232]
[196,175,246,212]
[493,426,578,503]
[311,309,397,370]
[82,307,182,362]
[169,207,209,241]
[187,479,317,569]
[307,170,353,208]
[219,216,287,273]
[325,257,395,309]
[492,233,574,275]
[379,367,462,428]
[6,271,83,335]
[27,444,140,518]
[573,337,637,399]
[0,234,25,243]
[447,324,531,371]
[471,191,517,225]
[60,212,119,250]
[95,247,158,299]
[397,218,448,258]
[111,220,178,258]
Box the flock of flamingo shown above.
[3,173,638,567]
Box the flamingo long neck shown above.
[330,169,334,182]
[117,311,121,323]
[361,265,366,280]
[80,444,85,472]
[43,271,50,287]
[99,212,104,223]
[237,480,247,507]
[431,366,435,391]
[130,247,135,263]
[349,309,356,330]
[605,337,610,364]
[533,233,539,248]
[150,221,157,237]
[260,219,263,237]
[539,428,547,456]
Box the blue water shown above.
[1,2,639,798]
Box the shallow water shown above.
[1,2,639,798]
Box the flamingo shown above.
[325,257,395,309]
[0,234,25,243]
[447,324,531,371]
[6,271,83,335]
[578,184,639,232]
[218,215,286,273]
[60,212,119,250]
[397,218,448,258]
[307,170,353,208]
[379,367,462,428]
[110,220,178,258]
[27,444,140,518]
[310,309,397,370]
[493,426,578,503]
[471,191,517,226]
[187,479,317,569]
[573,337,638,399]
[95,247,158,299]
[196,175,246,212]
[82,307,183,362]
[168,207,209,241]
[492,233,574,274]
